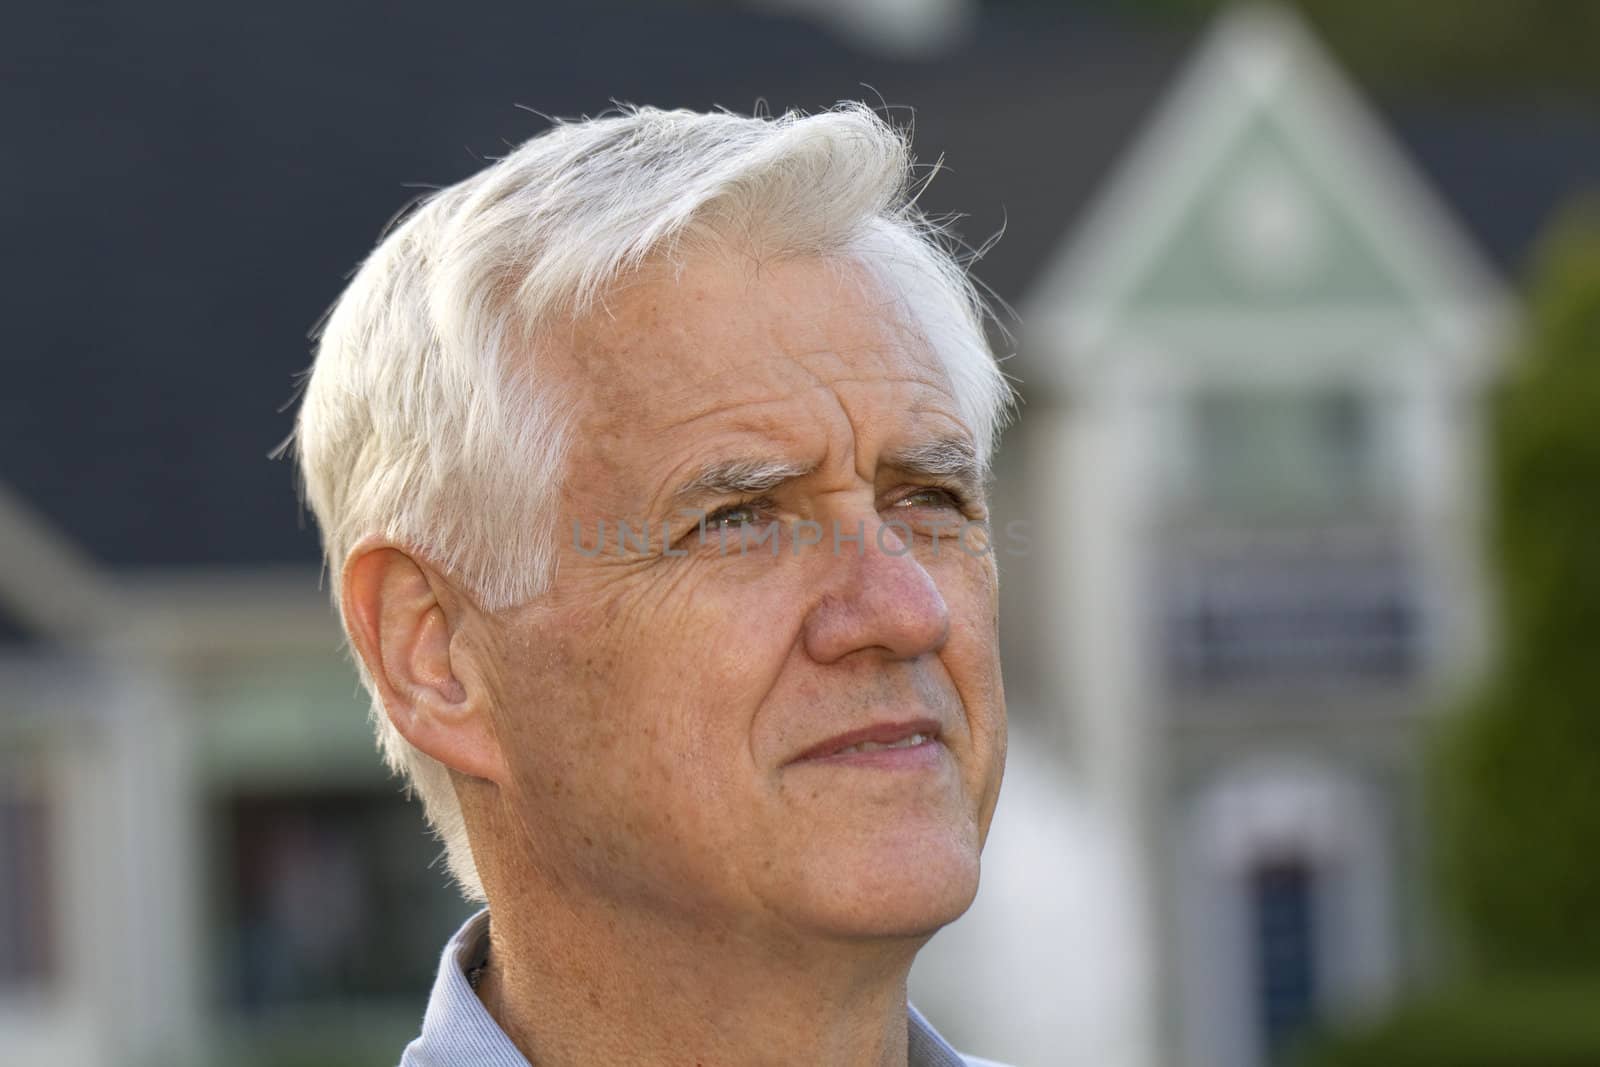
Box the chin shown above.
[786,823,984,942]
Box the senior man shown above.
[287,104,1014,1067]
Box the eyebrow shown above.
[668,457,818,509]
[665,435,984,511]
[883,436,985,497]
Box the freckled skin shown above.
[456,250,1007,1065]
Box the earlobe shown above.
[341,542,511,785]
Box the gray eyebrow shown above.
[666,436,982,511]
[669,457,818,508]
[883,436,984,494]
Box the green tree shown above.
[1298,200,1600,1065]
[1437,199,1600,976]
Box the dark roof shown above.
[2,2,1594,570]
[1387,101,1600,275]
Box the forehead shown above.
[550,253,967,490]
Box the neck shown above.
[474,878,924,1067]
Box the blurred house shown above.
[3,4,1597,1066]
[914,10,1512,1067]
[0,483,472,1066]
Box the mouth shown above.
[788,718,944,766]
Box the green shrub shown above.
[1295,981,1600,1067]
[1434,200,1600,976]
[1303,199,1600,1067]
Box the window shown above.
[1182,386,1377,513]
[218,788,470,1009]
[0,766,55,989]
[1166,548,1420,684]
[1250,855,1320,1066]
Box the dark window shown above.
[1166,549,1419,685]
[1250,856,1320,1066]
[218,788,470,1010]
[0,771,55,988]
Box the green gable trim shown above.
[1128,109,1424,319]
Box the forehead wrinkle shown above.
[614,334,965,513]
[812,372,968,489]
[637,318,940,418]
[642,363,944,445]
[630,351,828,430]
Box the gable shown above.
[1129,110,1415,313]
[1024,5,1513,382]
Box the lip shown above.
[787,718,944,767]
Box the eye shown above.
[676,497,780,550]
[702,500,766,529]
[892,485,966,511]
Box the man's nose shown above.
[800,515,951,664]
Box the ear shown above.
[341,542,510,786]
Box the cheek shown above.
[611,562,797,708]
[503,567,800,837]
[933,554,1006,798]
[490,620,621,796]
[937,553,1002,699]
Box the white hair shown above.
[285,103,1013,901]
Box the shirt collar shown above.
[402,909,974,1067]
[404,909,527,1066]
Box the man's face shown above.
[473,252,1006,944]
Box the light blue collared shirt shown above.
[399,910,1008,1066]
